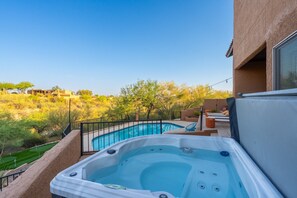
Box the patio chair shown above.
[164,119,218,136]
[205,111,230,123]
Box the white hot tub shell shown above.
[50,135,282,198]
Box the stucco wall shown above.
[181,107,199,121]
[233,0,297,92]
[181,99,228,121]
[234,61,266,94]
[1,130,81,198]
[266,6,297,90]
[203,99,227,112]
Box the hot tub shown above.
[50,135,282,198]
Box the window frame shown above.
[273,30,297,90]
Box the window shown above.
[273,31,297,90]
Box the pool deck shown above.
[166,118,231,137]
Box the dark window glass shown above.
[275,34,297,89]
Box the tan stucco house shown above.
[227,0,297,96]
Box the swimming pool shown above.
[92,123,183,150]
[51,135,282,198]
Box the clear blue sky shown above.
[0,0,233,95]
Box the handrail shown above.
[61,118,104,139]
[0,170,25,191]
[80,119,162,124]
[63,118,161,139]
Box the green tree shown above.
[178,85,212,109]
[0,82,15,91]
[77,89,93,96]
[47,108,80,135]
[132,80,159,119]
[116,95,135,120]
[158,82,181,119]
[190,85,213,107]
[24,119,49,134]
[106,86,135,120]
[52,85,62,91]
[16,81,34,93]
[0,120,28,158]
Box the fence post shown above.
[80,123,83,156]
[199,107,204,131]
[160,119,163,134]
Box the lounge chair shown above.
[205,111,230,123]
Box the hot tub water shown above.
[87,146,248,198]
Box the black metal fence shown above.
[62,118,103,139]
[0,170,25,191]
[61,124,71,139]
[70,121,81,131]
[80,119,163,155]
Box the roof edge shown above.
[226,39,233,58]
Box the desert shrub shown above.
[48,130,62,138]
[22,136,47,148]
[193,111,201,117]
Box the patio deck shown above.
[165,118,231,137]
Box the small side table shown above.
[206,117,215,128]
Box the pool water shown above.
[87,145,249,198]
[92,123,183,150]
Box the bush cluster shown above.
[22,136,47,148]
